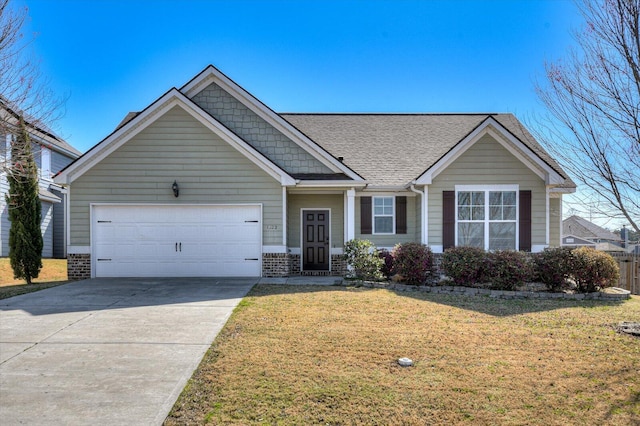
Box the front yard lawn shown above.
[0,258,69,299]
[167,285,640,425]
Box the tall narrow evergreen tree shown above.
[7,116,42,284]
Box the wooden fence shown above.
[607,252,639,295]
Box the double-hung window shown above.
[456,185,518,250]
[373,196,394,234]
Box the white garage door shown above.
[93,204,261,277]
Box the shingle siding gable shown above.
[192,83,333,175]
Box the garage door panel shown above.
[93,205,262,277]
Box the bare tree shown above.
[1,0,61,137]
[534,0,640,232]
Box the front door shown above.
[302,210,330,271]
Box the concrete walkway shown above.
[0,278,256,426]
[258,276,344,285]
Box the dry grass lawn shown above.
[0,258,69,299]
[167,285,640,426]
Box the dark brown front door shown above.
[303,210,330,271]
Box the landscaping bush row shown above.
[344,239,620,293]
[442,246,619,293]
[344,240,435,285]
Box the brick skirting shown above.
[262,253,290,277]
[67,252,346,279]
[68,254,91,280]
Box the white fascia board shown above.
[54,89,296,187]
[360,185,410,192]
[549,186,576,194]
[294,180,368,188]
[355,190,417,197]
[181,66,364,182]
[415,117,564,185]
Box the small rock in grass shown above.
[398,357,413,367]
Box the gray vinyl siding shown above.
[427,133,547,248]
[192,83,333,175]
[549,197,562,247]
[41,201,53,258]
[52,151,74,174]
[51,187,66,258]
[69,105,283,246]
[287,193,344,249]
[355,194,418,248]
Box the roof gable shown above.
[182,66,363,181]
[55,89,296,186]
[415,116,565,186]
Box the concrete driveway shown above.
[0,278,256,425]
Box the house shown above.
[1,101,82,259]
[562,215,623,251]
[54,65,576,279]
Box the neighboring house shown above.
[562,215,624,251]
[1,102,82,258]
[54,65,576,279]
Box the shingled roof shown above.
[0,99,82,157]
[563,215,621,242]
[280,113,575,188]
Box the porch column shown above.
[346,188,356,242]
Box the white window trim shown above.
[454,184,519,250]
[372,196,395,235]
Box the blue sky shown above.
[17,0,583,153]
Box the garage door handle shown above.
[179,242,182,252]
[245,258,259,261]
[175,243,178,252]
[245,220,259,223]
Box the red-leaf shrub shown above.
[533,247,574,292]
[571,247,619,293]
[391,243,434,285]
[485,250,534,290]
[441,246,487,286]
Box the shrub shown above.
[533,247,575,292]
[343,239,383,280]
[391,243,434,285]
[441,246,487,286]
[378,249,394,279]
[571,247,620,293]
[485,250,534,291]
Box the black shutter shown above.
[395,196,407,234]
[443,191,455,250]
[360,197,372,234]
[519,190,532,252]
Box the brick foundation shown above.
[262,253,290,277]
[286,253,345,276]
[331,254,347,276]
[289,254,301,275]
[68,253,91,280]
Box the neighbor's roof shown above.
[0,100,82,158]
[281,113,574,187]
[563,215,621,241]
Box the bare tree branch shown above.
[532,0,640,232]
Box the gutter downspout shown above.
[409,184,426,245]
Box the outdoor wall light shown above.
[172,180,179,198]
